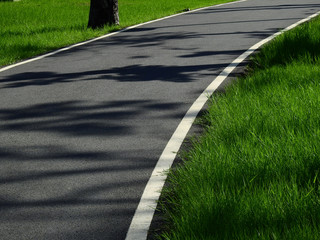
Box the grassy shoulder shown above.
[158,16,320,240]
[0,0,235,67]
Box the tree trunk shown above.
[88,0,119,29]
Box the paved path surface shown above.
[0,0,319,239]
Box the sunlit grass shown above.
[0,0,236,67]
[158,16,320,240]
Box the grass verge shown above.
[0,0,235,67]
[157,15,320,240]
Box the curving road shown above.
[0,0,320,239]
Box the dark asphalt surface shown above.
[0,0,320,239]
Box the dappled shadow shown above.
[94,63,228,82]
[0,100,181,136]
[0,62,229,88]
[2,1,313,89]
[0,101,133,136]
[179,49,246,58]
[90,28,278,50]
[1,1,320,239]
[0,98,183,239]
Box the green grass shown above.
[0,0,236,67]
[158,15,320,240]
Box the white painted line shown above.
[0,0,248,73]
[125,10,320,240]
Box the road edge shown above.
[125,10,320,240]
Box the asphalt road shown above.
[0,0,320,239]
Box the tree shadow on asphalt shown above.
[0,11,301,90]
[0,99,183,239]
[0,62,230,88]
[0,2,320,239]
[0,99,184,137]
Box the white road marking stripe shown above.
[125,9,320,240]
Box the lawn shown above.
[157,15,320,240]
[0,0,236,67]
